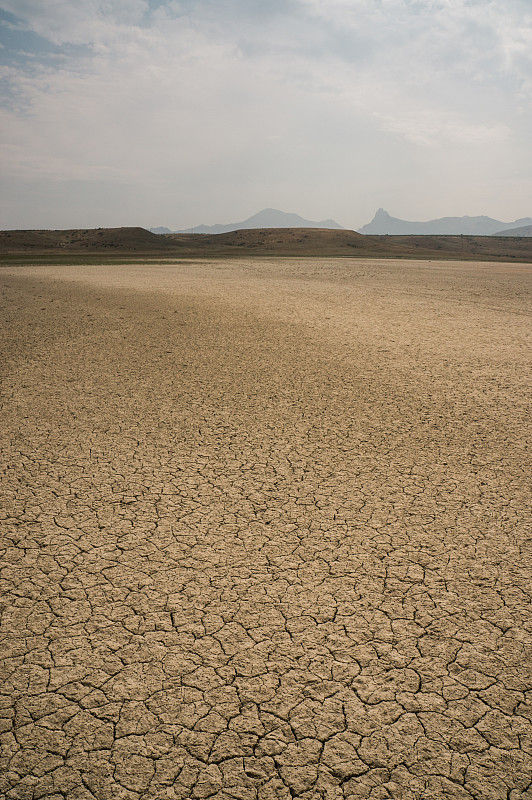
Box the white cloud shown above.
[0,0,530,227]
[0,0,149,44]
[377,110,510,148]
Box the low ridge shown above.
[1,226,532,262]
[0,227,174,252]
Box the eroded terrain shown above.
[1,258,531,799]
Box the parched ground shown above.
[0,258,531,800]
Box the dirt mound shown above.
[164,226,401,255]
[0,227,175,253]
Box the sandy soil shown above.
[1,258,531,799]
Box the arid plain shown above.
[1,257,531,799]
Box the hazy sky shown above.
[1,0,531,230]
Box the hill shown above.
[1,226,532,262]
[359,208,532,235]
[163,227,396,255]
[0,227,177,252]
[175,208,344,234]
[0,227,384,257]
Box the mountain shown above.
[171,208,344,234]
[149,226,172,234]
[492,224,532,237]
[358,208,532,236]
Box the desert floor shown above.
[1,258,531,800]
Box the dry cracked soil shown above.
[0,258,531,800]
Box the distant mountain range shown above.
[358,208,532,236]
[497,224,532,237]
[150,208,344,235]
[151,207,532,237]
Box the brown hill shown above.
[0,226,402,257]
[162,227,402,256]
[0,227,176,253]
[1,226,532,262]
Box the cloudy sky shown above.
[1,0,531,230]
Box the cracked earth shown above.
[0,258,531,800]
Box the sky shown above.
[0,0,531,231]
